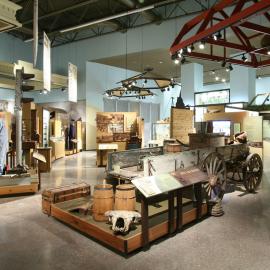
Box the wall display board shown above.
[243,116,263,143]
[132,173,182,198]
[68,63,77,103]
[43,32,51,92]
[170,108,193,144]
[96,112,137,143]
[152,123,170,142]
[195,89,230,105]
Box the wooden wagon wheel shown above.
[200,152,227,201]
[200,152,227,216]
[243,153,263,193]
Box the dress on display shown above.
[0,120,9,174]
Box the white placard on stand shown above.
[68,62,77,102]
[43,32,51,92]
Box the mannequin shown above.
[0,119,9,174]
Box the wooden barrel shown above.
[167,143,181,153]
[93,184,114,221]
[114,184,136,211]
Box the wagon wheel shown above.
[243,153,263,193]
[200,152,227,202]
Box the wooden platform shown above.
[50,196,208,254]
[0,175,38,196]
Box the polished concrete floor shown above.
[0,151,270,270]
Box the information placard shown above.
[132,174,183,198]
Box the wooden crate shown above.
[170,108,193,144]
[42,183,91,215]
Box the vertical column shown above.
[230,65,256,103]
[181,63,204,106]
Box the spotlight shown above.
[215,76,220,81]
[43,90,48,95]
[210,70,215,75]
[228,64,233,71]
[105,92,109,97]
[174,59,180,64]
[128,84,132,88]
[242,54,248,62]
[226,67,230,72]
[132,81,136,86]
[213,31,222,41]
[257,75,262,80]
[199,41,205,50]
[221,60,226,67]
[181,57,186,64]
[39,90,42,95]
[221,78,226,83]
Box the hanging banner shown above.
[68,62,77,102]
[33,0,38,67]
[43,32,51,92]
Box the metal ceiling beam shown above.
[170,0,270,68]
[22,0,99,25]
[240,21,270,36]
[117,0,162,24]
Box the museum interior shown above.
[0,0,270,269]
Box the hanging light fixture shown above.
[199,40,205,49]
[242,54,248,62]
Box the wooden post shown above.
[168,191,175,235]
[194,183,202,220]
[176,188,183,232]
[141,195,149,250]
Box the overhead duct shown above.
[118,0,161,24]
[0,0,22,32]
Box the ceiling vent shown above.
[0,0,21,32]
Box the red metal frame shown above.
[170,0,270,68]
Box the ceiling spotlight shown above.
[132,81,136,86]
[187,46,192,53]
[43,90,48,95]
[257,75,262,80]
[221,78,226,83]
[242,54,248,62]
[39,90,42,95]
[181,57,186,64]
[128,84,132,88]
[228,64,233,71]
[215,76,220,81]
[199,41,205,50]
[174,59,180,64]
[213,31,222,41]
[221,60,226,67]
[210,70,216,75]
[267,50,270,55]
